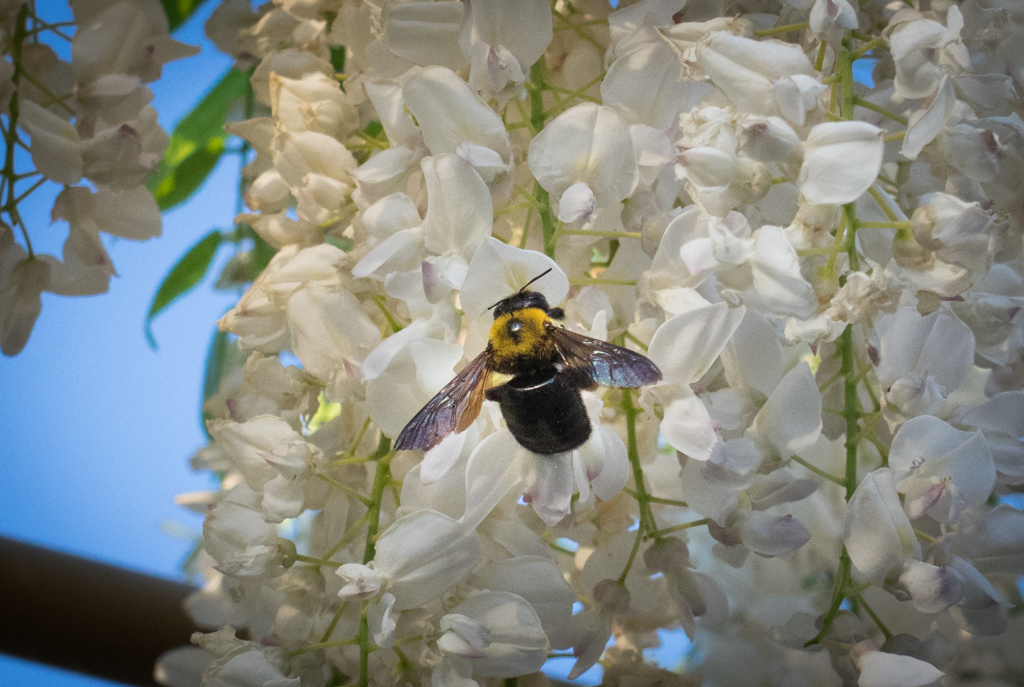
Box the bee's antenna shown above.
[487,268,554,310]
[518,267,553,293]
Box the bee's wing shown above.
[394,350,492,451]
[547,324,662,389]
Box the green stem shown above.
[316,473,372,506]
[535,182,557,259]
[853,97,908,125]
[850,36,885,60]
[805,550,852,646]
[815,41,828,72]
[542,73,606,120]
[529,61,558,259]
[544,83,601,103]
[559,229,641,240]
[914,529,936,543]
[319,602,352,647]
[292,553,342,567]
[552,9,605,51]
[646,519,710,539]
[289,636,359,656]
[623,331,648,351]
[854,593,892,640]
[24,20,74,41]
[757,21,809,37]
[358,435,392,687]
[843,204,860,272]
[797,245,847,257]
[867,187,899,221]
[616,387,663,585]
[374,296,403,333]
[2,6,29,256]
[320,512,370,562]
[494,202,533,218]
[553,18,608,31]
[340,416,373,458]
[618,525,645,585]
[840,50,856,121]
[358,604,370,687]
[854,220,911,230]
[326,455,372,467]
[620,389,655,533]
[519,204,535,248]
[17,68,75,115]
[624,489,687,508]
[789,454,846,486]
[839,326,860,500]
[362,437,393,563]
[12,176,45,206]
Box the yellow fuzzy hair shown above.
[489,308,553,365]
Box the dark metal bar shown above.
[0,536,200,686]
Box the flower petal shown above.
[798,121,883,204]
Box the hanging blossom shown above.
[150,0,1024,686]
[0,0,197,355]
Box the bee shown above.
[395,269,663,454]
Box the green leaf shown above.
[200,327,247,435]
[148,67,250,211]
[202,329,229,418]
[330,46,346,74]
[249,232,276,275]
[146,230,223,348]
[150,137,225,211]
[160,0,210,32]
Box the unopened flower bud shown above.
[1,258,50,357]
[592,579,630,615]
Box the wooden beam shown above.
[0,536,200,686]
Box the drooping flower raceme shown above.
[142,0,1024,686]
[0,0,197,356]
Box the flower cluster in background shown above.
[9,0,1023,685]
[0,0,197,356]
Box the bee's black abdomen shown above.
[486,369,592,454]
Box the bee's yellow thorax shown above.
[489,308,553,365]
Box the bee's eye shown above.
[508,319,523,335]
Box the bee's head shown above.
[491,289,550,318]
[488,269,555,319]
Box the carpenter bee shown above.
[394,269,662,454]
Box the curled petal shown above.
[528,102,638,204]
[739,512,810,557]
[648,302,746,385]
[798,121,884,204]
[374,510,481,610]
[844,469,920,585]
[523,451,574,526]
[856,650,944,687]
[895,561,966,614]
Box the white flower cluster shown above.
[0,0,197,355]
[161,1,1024,686]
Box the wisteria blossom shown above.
[9,0,1024,685]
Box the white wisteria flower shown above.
[100,0,1024,684]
